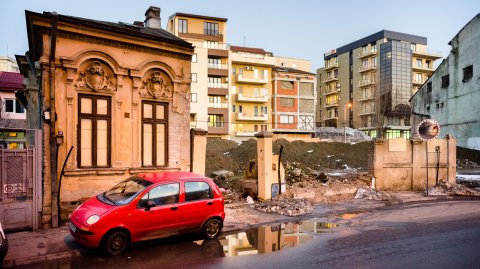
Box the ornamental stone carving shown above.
[75,60,116,92]
[140,70,173,99]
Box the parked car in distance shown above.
[68,172,225,255]
[0,221,8,261]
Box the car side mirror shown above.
[145,200,156,211]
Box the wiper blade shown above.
[102,192,116,205]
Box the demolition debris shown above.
[252,197,314,216]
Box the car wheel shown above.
[201,239,224,258]
[202,219,222,239]
[0,235,8,261]
[103,230,129,256]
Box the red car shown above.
[68,172,225,255]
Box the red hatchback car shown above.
[68,172,225,255]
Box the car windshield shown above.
[102,176,153,205]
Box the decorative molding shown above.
[140,70,173,99]
[75,60,117,92]
[57,32,191,61]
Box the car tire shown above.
[0,235,8,261]
[201,239,224,258]
[202,219,222,239]
[103,230,129,256]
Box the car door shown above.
[179,181,216,232]
[131,182,181,241]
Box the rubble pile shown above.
[252,197,313,216]
[210,170,239,190]
[221,188,242,204]
[456,159,480,169]
[428,180,480,196]
[355,187,392,201]
[457,175,480,187]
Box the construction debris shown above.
[428,179,480,196]
[253,197,313,216]
[355,188,392,201]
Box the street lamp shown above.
[344,103,352,143]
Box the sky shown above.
[1,0,479,72]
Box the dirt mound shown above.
[205,138,372,179]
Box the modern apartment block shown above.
[167,13,230,137]
[271,67,316,139]
[230,46,275,139]
[317,30,441,139]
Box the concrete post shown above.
[190,128,207,176]
[255,131,273,200]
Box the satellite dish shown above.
[416,119,440,141]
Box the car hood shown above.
[71,196,114,226]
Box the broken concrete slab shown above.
[253,197,314,216]
[355,188,391,201]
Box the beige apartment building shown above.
[317,30,441,139]
[167,13,230,138]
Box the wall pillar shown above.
[190,128,207,175]
[255,131,273,200]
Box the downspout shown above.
[49,12,59,228]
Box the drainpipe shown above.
[49,12,59,228]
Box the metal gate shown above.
[0,146,37,231]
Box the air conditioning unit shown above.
[225,95,229,100]
[336,83,341,88]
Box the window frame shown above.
[184,181,213,202]
[178,19,188,34]
[463,65,473,82]
[141,101,169,167]
[77,94,112,168]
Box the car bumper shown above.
[68,220,105,248]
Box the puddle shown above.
[201,218,338,257]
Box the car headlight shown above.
[86,215,100,225]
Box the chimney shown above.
[144,6,161,29]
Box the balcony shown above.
[412,78,425,86]
[179,32,223,42]
[359,65,377,73]
[359,109,376,116]
[358,94,376,102]
[359,50,377,59]
[208,64,228,77]
[323,76,338,83]
[208,102,228,109]
[324,102,339,108]
[208,82,228,89]
[358,79,376,87]
[324,62,338,71]
[236,93,268,103]
[412,64,435,73]
[323,115,338,121]
[236,74,268,84]
[323,89,339,96]
[235,131,256,137]
[236,112,268,121]
[412,50,442,59]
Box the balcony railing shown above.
[412,78,425,85]
[323,115,338,120]
[324,62,338,71]
[208,82,228,89]
[208,63,228,70]
[359,65,377,73]
[359,109,376,116]
[324,88,339,95]
[236,131,256,137]
[323,76,338,83]
[208,102,228,109]
[358,79,376,87]
[412,64,435,72]
[236,74,268,84]
[412,50,442,59]
[236,93,268,103]
[359,50,377,58]
[236,113,268,121]
[324,102,339,108]
[359,94,376,101]
[200,41,229,50]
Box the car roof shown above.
[136,171,208,183]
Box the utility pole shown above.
[344,103,351,143]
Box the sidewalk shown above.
[2,191,439,268]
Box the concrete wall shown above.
[373,137,456,191]
[411,14,480,150]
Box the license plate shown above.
[68,222,77,233]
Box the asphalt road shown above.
[17,200,480,269]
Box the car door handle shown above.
[170,206,178,211]
[206,201,213,206]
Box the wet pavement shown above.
[13,218,339,269]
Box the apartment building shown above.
[230,46,275,140]
[317,30,441,139]
[271,67,316,139]
[167,13,230,138]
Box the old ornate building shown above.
[18,7,193,228]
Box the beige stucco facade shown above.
[22,8,194,228]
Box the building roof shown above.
[325,30,428,60]
[272,66,315,75]
[230,46,267,55]
[168,12,228,22]
[0,71,23,91]
[25,10,193,61]
[449,13,480,45]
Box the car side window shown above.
[138,183,179,208]
[185,181,213,202]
